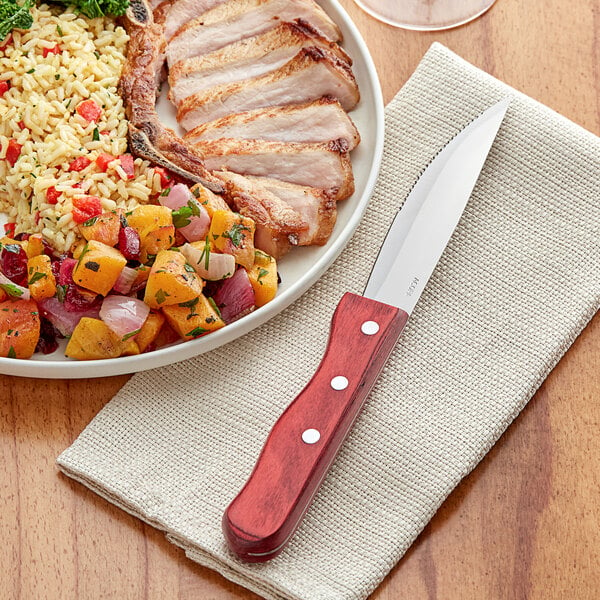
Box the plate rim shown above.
[0,0,385,378]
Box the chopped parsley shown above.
[257,268,269,285]
[207,296,221,319]
[195,238,210,270]
[186,326,207,338]
[171,198,202,228]
[122,329,140,341]
[28,271,47,285]
[0,282,24,297]
[82,216,99,227]
[154,288,169,304]
[222,223,250,248]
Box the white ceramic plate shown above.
[0,0,384,378]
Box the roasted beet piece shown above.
[35,318,62,354]
[63,285,100,312]
[118,226,141,261]
[0,243,28,286]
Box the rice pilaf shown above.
[0,4,161,253]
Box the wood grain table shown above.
[1,0,598,598]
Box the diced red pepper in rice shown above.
[76,99,102,123]
[0,80,9,96]
[46,186,61,205]
[5,139,22,167]
[153,166,173,187]
[42,44,61,58]
[68,156,91,172]
[72,195,103,224]
[17,120,26,130]
[118,154,135,179]
[95,152,115,172]
[3,222,16,237]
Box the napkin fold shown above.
[57,43,600,600]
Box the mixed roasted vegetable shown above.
[0,181,278,360]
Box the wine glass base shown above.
[353,0,497,31]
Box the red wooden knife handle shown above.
[222,292,409,561]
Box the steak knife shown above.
[223,99,510,562]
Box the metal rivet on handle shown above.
[361,320,380,335]
[302,429,321,444]
[330,375,348,390]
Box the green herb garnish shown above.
[122,329,140,341]
[28,271,46,285]
[222,223,250,248]
[257,268,269,285]
[0,282,24,297]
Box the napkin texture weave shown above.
[57,43,600,600]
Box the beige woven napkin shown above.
[57,43,600,600]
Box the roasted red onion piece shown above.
[212,268,255,323]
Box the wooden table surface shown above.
[1,0,598,598]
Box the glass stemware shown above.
[352,0,498,31]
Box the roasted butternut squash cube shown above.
[79,210,121,247]
[144,250,203,309]
[126,205,173,242]
[133,264,151,290]
[140,225,176,263]
[72,240,127,296]
[0,298,40,358]
[25,233,44,258]
[27,254,57,301]
[162,294,225,340]
[209,210,255,270]
[135,311,165,353]
[152,320,181,349]
[121,339,140,356]
[190,183,230,217]
[247,250,278,307]
[65,317,124,360]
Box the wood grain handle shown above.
[222,292,409,561]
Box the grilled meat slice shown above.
[121,0,223,192]
[178,47,359,131]
[166,0,342,66]
[157,0,227,40]
[214,171,308,258]
[246,176,337,246]
[184,97,360,149]
[168,20,351,106]
[193,138,355,201]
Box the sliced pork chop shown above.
[121,0,223,192]
[195,138,355,201]
[168,20,351,106]
[184,97,360,149]
[157,0,227,40]
[214,171,308,258]
[178,47,359,131]
[166,0,342,66]
[246,176,337,246]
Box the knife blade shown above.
[223,98,510,562]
